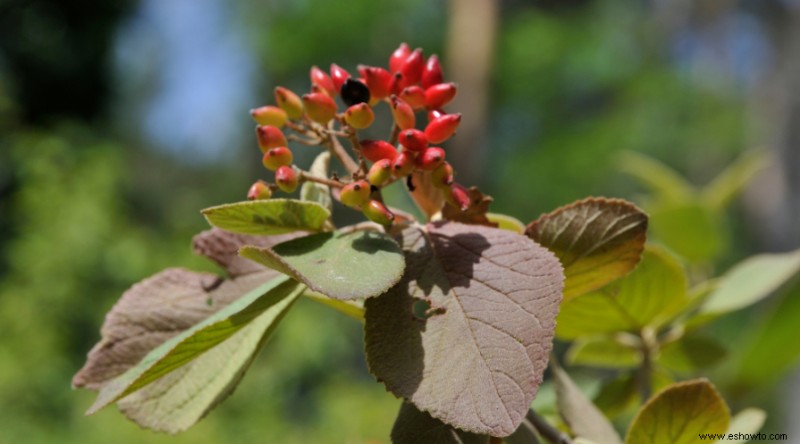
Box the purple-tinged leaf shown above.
[192,227,306,277]
[365,222,564,437]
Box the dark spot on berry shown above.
[340,79,370,106]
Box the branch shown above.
[527,409,571,444]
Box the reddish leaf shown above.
[365,222,564,437]
[441,186,498,228]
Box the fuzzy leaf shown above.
[192,227,306,277]
[116,280,303,433]
[657,334,727,373]
[552,360,623,444]
[86,276,302,414]
[556,247,687,339]
[365,222,564,437]
[391,402,489,444]
[240,230,404,300]
[526,197,648,300]
[699,249,800,316]
[625,380,730,444]
[202,199,330,235]
[566,336,641,369]
[72,268,278,390]
[300,151,333,211]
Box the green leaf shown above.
[593,375,638,419]
[240,230,404,300]
[487,212,525,234]
[617,151,694,204]
[300,151,333,212]
[526,197,648,300]
[552,360,623,444]
[657,334,727,374]
[566,336,641,369]
[391,402,489,444]
[556,247,687,339]
[725,408,766,443]
[303,289,365,321]
[702,150,770,211]
[649,201,724,262]
[698,249,800,316]
[116,279,302,433]
[365,222,564,437]
[202,199,330,235]
[625,379,730,444]
[192,227,307,277]
[86,275,302,414]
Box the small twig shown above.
[346,130,369,175]
[388,123,401,145]
[527,409,571,444]
[286,120,313,135]
[637,327,656,403]
[299,171,345,189]
[287,134,322,146]
[325,130,359,175]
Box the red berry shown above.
[367,159,392,186]
[424,113,461,144]
[424,82,457,109]
[256,125,288,153]
[389,43,411,73]
[421,55,444,89]
[361,66,393,101]
[399,86,426,110]
[399,48,424,85]
[247,180,272,200]
[275,165,299,193]
[302,93,337,124]
[427,108,445,121]
[274,87,303,119]
[262,147,293,171]
[389,96,416,130]
[344,103,375,129]
[431,162,454,188]
[362,200,394,225]
[330,63,351,92]
[391,151,415,177]
[398,129,428,152]
[360,140,398,163]
[415,147,445,171]
[310,65,336,96]
[250,106,288,127]
[340,180,371,209]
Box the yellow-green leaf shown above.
[202,199,330,235]
[725,408,766,443]
[487,212,525,233]
[625,379,730,444]
[567,336,641,369]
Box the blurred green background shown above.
[1,0,799,443]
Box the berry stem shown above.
[388,123,401,145]
[287,134,322,146]
[324,130,359,174]
[346,130,369,175]
[299,171,346,189]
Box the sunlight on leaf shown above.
[486,212,525,234]
[300,151,333,212]
[202,199,330,235]
[566,336,641,369]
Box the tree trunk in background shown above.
[445,0,499,186]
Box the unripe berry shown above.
[256,125,288,152]
[360,140,398,163]
[399,86,426,110]
[247,180,272,200]
[361,66,393,101]
[399,48,424,86]
[310,65,336,96]
[424,82,457,109]
[415,147,446,171]
[367,159,392,186]
[262,147,293,171]
[444,183,470,211]
[362,200,395,225]
[340,78,371,107]
[330,63,351,92]
[275,165,299,193]
[421,55,444,89]
[389,96,416,130]
[340,180,371,209]
[389,43,411,73]
[302,93,337,124]
[250,106,288,127]
[424,113,461,144]
[431,161,454,188]
[344,103,375,129]
[391,151,415,177]
[274,87,303,119]
[398,129,428,152]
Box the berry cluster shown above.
[247,43,471,225]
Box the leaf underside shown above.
[365,222,564,437]
[526,197,648,300]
